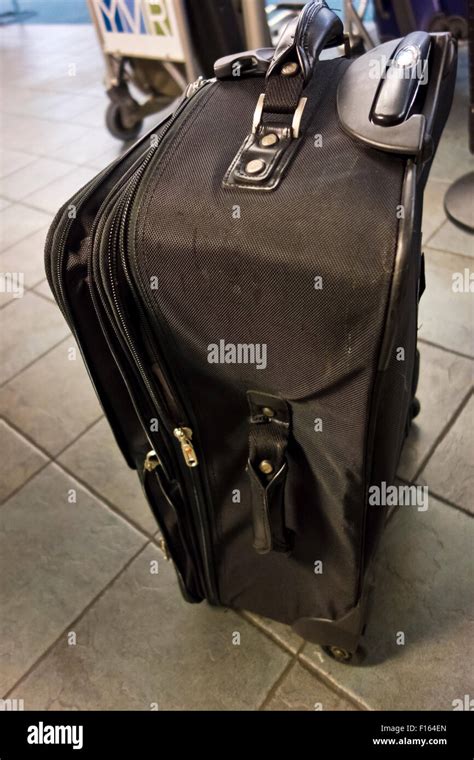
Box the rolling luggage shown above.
[45,1,457,662]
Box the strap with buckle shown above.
[222,1,345,191]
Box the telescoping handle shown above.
[222,1,345,191]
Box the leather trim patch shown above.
[222,125,302,192]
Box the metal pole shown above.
[173,0,200,82]
[241,0,272,49]
[344,0,375,49]
[86,0,118,88]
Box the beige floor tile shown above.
[418,248,474,356]
[0,464,146,695]
[427,219,474,259]
[420,395,474,513]
[0,226,51,290]
[9,544,290,710]
[0,148,36,179]
[1,158,74,202]
[0,419,48,503]
[23,166,97,214]
[0,337,102,456]
[300,497,474,710]
[264,662,358,711]
[398,343,473,481]
[33,278,55,302]
[0,292,69,385]
[58,418,157,535]
[0,203,51,251]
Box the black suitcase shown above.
[45,1,457,662]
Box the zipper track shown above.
[92,183,207,600]
[48,83,207,326]
[47,80,218,603]
[108,100,220,603]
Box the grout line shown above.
[0,458,51,508]
[296,653,369,711]
[30,287,55,305]
[0,221,52,257]
[413,387,473,482]
[257,658,296,711]
[397,475,474,518]
[423,490,473,518]
[53,458,155,542]
[0,414,103,462]
[2,540,151,701]
[0,415,104,507]
[423,218,447,247]
[418,338,474,362]
[0,283,50,311]
[0,333,72,389]
[235,609,302,658]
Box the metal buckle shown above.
[252,93,308,139]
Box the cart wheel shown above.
[447,16,468,40]
[428,13,450,33]
[410,397,421,420]
[321,644,366,665]
[105,102,143,141]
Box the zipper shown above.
[48,77,211,327]
[173,427,198,468]
[46,78,216,602]
[109,135,220,604]
[103,80,219,603]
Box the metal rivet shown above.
[245,158,266,175]
[259,460,274,475]
[262,406,275,418]
[281,61,299,76]
[260,132,278,148]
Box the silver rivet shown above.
[262,406,275,418]
[245,158,266,175]
[260,132,278,148]
[281,62,299,76]
[259,460,274,475]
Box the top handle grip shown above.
[266,0,345,85]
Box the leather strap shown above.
[223,1,344,191]
[266,1,344,85]
[246,391,293,555]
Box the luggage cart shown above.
[87,0,304,140]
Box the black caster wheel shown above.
[410,397,421,420]
[428,13,450,33]
[447,15,468,40]
[322,644,366,665]
[105,101,143,141]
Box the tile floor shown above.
[0,24,473,711]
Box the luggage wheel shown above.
[410,397,421,421]
[321,644,366,665]
[105,100,143,142]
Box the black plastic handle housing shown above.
[371,31,432,126]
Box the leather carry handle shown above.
[222,1,345,191]
[266,0,345,88]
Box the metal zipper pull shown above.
[144,450,160,472]
[157,535,171,562]
[173,427,198,468]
